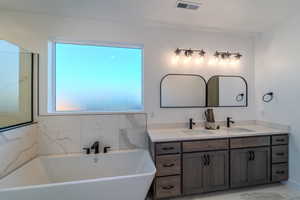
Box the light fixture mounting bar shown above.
[174,48,206,56]
[215,51,242,59]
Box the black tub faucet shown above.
[226,117,235,128]
[189,118,196,129]
[91,141,100,154]
[103,146,111,153]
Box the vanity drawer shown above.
[155,176,181,199]
[183,139,228,152]
[156,142,181,155]
[272,164,288,182]
[272,135,288,145]
[156,154,181,177]
[272,145,288,163]
[230,136,270,149]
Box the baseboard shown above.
[285,180,300,190]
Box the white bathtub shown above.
[0,149,156,200]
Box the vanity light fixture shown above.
[172,49,242,66]
[213,51,243,65]
[173,48,206,65]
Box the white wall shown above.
[0,11,255,122]
[255,13,300,185]
[0,11,256,154]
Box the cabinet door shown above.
[230,149,250,188]
[183,152,205,195]
[248,147,270,185]
[204,151,229,192]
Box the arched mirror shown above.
[207,75,248,107]
[160,74,206,108]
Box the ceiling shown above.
[0,0,298,33]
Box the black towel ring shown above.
[262,92,274,103]
[236,93,245,102]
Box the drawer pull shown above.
[162,147,175,151]
[276,170,285,174]
[162,185,174,190]
[276,152,285,156]
[162,163,175,168]
[276,139,285,142]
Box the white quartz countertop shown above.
[147,124,289,142]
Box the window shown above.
[53,42,143,113]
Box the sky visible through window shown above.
[55,43,143,112]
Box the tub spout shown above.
[91,141,100,154]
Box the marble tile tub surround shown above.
[0,124,38,178]
[37,114,148,155]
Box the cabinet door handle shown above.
[162,185,174,190]
[248,151,252,161]
[163,163,175,168]
[207,154,210,166]
[276,152,285,156]
[276,170,285,174]
[248,151,255,161]
[203,155,208,166]
[202,155,206,166]
[162,147,174,151]
[276,139,285,142]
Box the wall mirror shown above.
[207,75,248,107]
[160,74,206,108]
[0,40,34,131]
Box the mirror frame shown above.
[160,74,207,108]
[206,75,248,108]
[0,51,35,132]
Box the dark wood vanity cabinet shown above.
[230,147,270,188]
[151,142,182,199]
[271,135,289,182]
[183,150,228,195]
[150,134,288,199]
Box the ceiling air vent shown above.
[176,0,201,10]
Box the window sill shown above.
[38,111,147,117]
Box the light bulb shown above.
[171,55,180,65]
[229,57,240,66]
[219,58,226,66]
[209,56,219,65]
[195,56,204,65]
[183,56,192,64]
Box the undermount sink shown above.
[225,127,255,133]
[182,129,215,134]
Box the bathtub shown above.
[0,149,156,200]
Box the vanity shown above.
[148,125,289,199]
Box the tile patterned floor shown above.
[172,184,300,200]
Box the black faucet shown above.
[226,117,235,128]
[103,146,111,153]
[91,141,100,154]
[82,147,91,154]
[189,118,196,129]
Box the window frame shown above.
[49,40,145,115]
